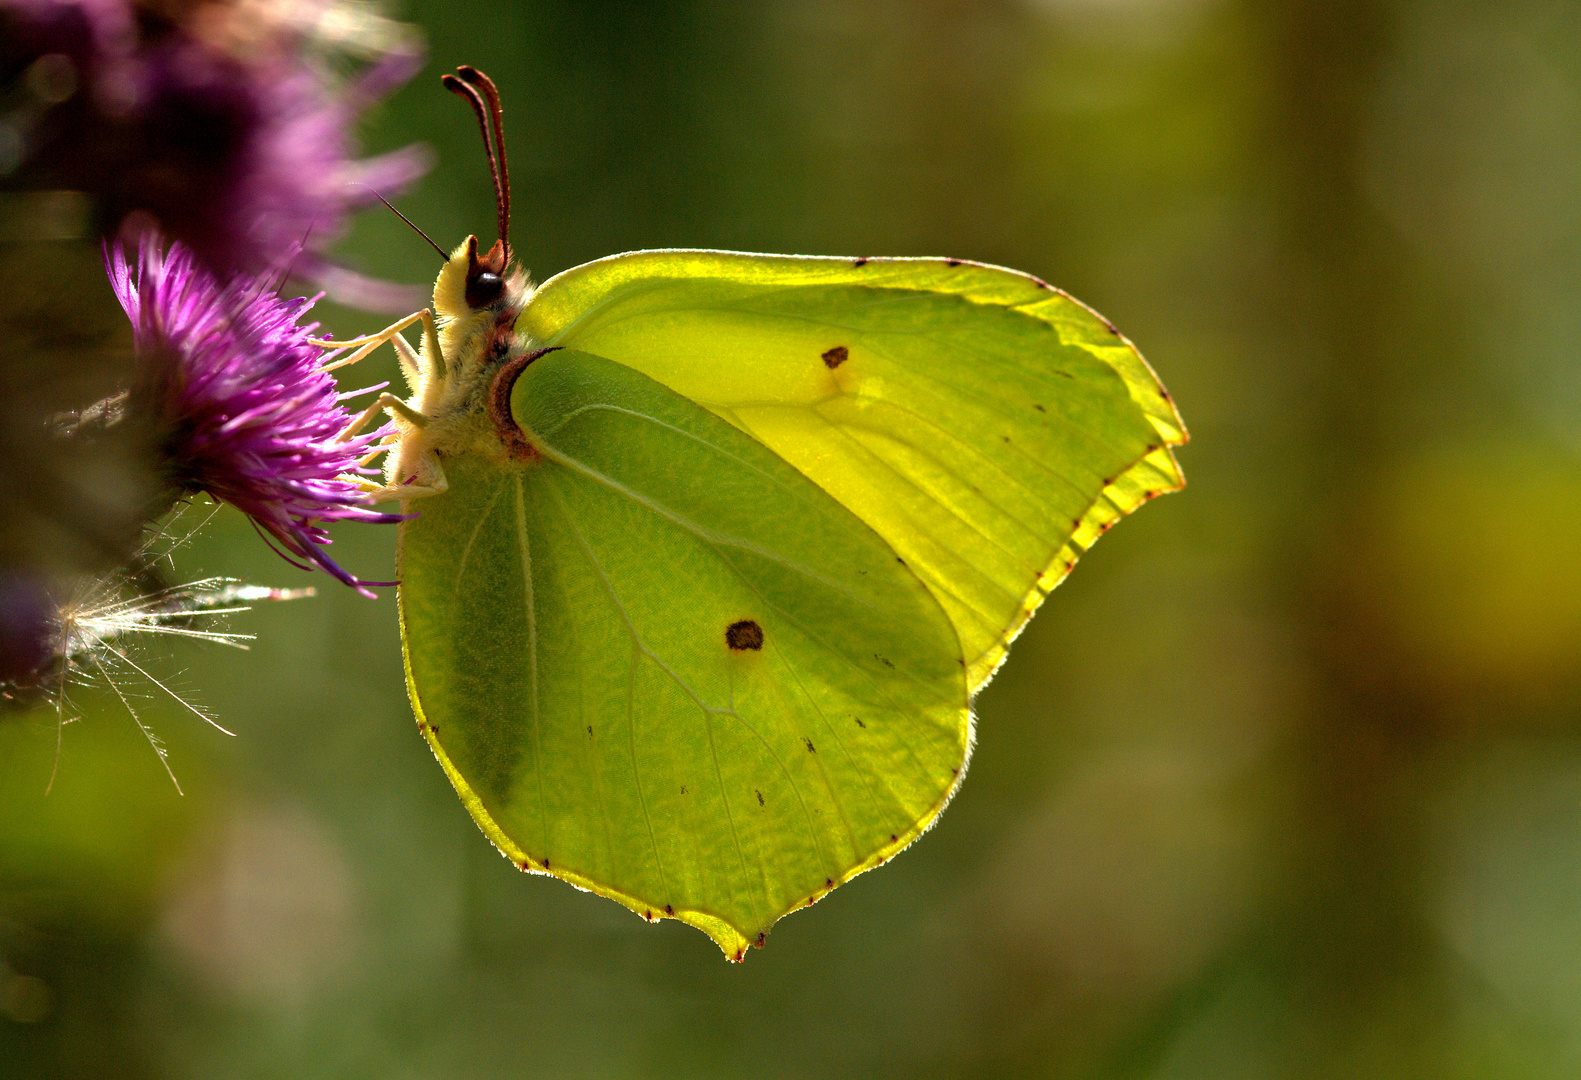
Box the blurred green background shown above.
[9,0,1581,1075]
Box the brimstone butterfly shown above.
[328,67,1186,960]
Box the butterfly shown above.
[323,66,1186,961]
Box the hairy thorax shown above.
[383,244,538,493]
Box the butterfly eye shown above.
[466,271,504,308]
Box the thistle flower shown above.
[106,233,402,594]
[0,0,428,308]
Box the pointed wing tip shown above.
[688,800,957,961]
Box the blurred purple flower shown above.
[1,0,429,310]
[107,232,402,594]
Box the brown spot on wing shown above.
[821,345,849,369]
[726,619,764,651]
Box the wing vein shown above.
[533,418,952,667]
[453,479,510,595]
[773,649,869,861]
[544,480,708,907]
[511,476,549,863]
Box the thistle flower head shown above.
[106,232,401,595]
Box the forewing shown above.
[398,350,969,958]
[519,252,1187,688]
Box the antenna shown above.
[456,66,509,257]
[364,186,447,262]
[442,66,510,261]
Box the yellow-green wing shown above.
[399,350,969,959]
[518,252,1186,689]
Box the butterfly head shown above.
[464,235,508,308]
[434,233,521,322]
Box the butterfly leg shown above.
[394,453,449,501]
[337,393,450,504]
[313,309,435,372]
[355,438,399,470]
[357,448,449,505]
[382,308,447,389]
[339,391,428,443]
[389,332,421,391]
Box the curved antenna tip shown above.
[442,66,510,262]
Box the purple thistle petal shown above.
[106,233,405,596]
